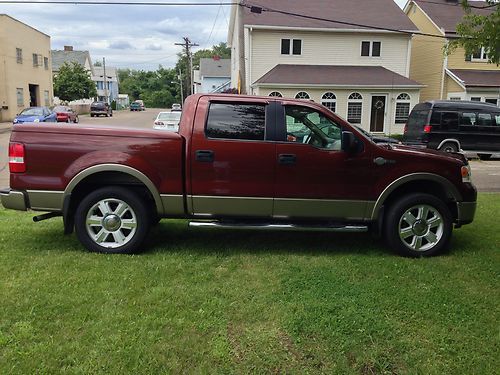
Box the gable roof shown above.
[199,58,231,78]
[448,69,500,88]
[413,0,494,36]
[51,50,93,73]
[242,0,418,32]
[254,65,423,87]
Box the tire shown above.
[74,116,79,124]
[90,114,94,118]
[440,142,458,153]
[384,193,453,257]
[74,186,150,254]
[478,153,491,160]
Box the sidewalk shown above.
[0,122,12,133]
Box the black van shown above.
[90,101,113,118]
[403,100,500,160]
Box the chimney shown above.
[64,46,73,52]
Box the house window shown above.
[295,91,310,100]
[470,97,481,102]
[16,88,24,107]
[395,93,411,124]
[268,91,283,97]
[471,47,488,61]
[361,41,381,57]
[281,39,302,55]
[321,92,336,112]
[16,48,22,64]
[485,98,498,106]
[44,90,50,106]
[449,97,461,101]
[44,57,49,70]
[347,92,363,124]
[32,53,41,67]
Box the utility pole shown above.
[102,57,108,104]
[178,69,184,105]
[175,37,198,96]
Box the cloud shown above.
[146,44,163,51]
[108,41,135,50]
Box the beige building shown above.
[405,0,500,105]
[0,14,53,122]
[228,0,423,135]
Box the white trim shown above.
[445,69,466,90]
[253,83,425,89]
[406,37,412,77]
[244,24,417,35]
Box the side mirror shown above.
[341,131,357,153]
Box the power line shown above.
[0,0,233,5]
[416,0,499,10]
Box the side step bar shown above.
[189,221,368,233]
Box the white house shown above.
[228,0,424,134]
[194,58,231,94]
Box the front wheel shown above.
[384,193,453,257]
[440,142,458,153]
[74,187,150,254]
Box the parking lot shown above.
[0,109,499,191]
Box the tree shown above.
[446,0,500,64]
[54,62,97,102]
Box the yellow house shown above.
[405,0,500,105]
[0,14,53,122]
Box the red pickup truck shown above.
[1,94,477,257]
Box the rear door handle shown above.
[196,150,214,162]
[279,154,297,165]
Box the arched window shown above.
[268,91,283,97]
[295,91,310,100]
[395,93,411,124]
[321,92,336,112]
[347,92,363,124]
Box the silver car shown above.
[153,111,182,131]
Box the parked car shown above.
[153,111,182,131]
[403,100,500,160]
[52,106,79,123]
[353,125,400,145]
[1,94,476,257]
[130,100,145,111]
[12,107,57,124]
[171,103,182,112]
[90,101,113,117]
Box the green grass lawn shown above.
[1,194,499,374]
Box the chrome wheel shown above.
[398,204,444,252]
[85,198,137,249]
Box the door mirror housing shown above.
[341,131,358,153]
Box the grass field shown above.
[1,194,499,374]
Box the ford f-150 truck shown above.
[1,94,477,257]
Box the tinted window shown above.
[495,114,500,126]
[461,112,476,126]
[441,112,459,130]
[281,39,290,55]
[407,110,429,129]
[206,103,266,141]
[477,113,492,126]
[372,41,381,57]
[292,39,302,55]
[361,41,370,56]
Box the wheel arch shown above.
[437,139,461,151]
[371,173,462,222]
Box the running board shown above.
[188,221,368,233]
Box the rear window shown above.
[407,110,428,128]
[205,103,266,141]
[92,102,106,108]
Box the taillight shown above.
[9,142,26,173]
[423,125,432,133]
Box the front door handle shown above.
[279,154,297,165]
[196,150,214,162]
[373,157,395,166]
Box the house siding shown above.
[257,87,420,134]
[248,29,411,92]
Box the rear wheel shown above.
[440,142,458,153]
[74,187,150,254]
[478,153,491,160]
[384,193,453,257]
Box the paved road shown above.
[0,109,499,191]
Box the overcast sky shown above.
[2,0,408,71]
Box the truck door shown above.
[273,103,374,220]
[189,98,276,217]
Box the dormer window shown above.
[281,39,302,55]
[361,41,381,57]
[471,47,488,62]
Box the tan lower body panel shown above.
[189,196,273,217]
[27,190,64,212]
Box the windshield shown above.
[157,112,181,121]
[53,106,67,112]
[20,108,44,116]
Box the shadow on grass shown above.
[145,221,389,257]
